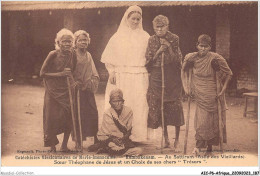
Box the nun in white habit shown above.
[101,5,150,142]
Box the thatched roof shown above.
[2,1,257,11]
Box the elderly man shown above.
[145,15,184,150]
[88,88,142,156]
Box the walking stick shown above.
[184,69,192,155]
[160,52,165,154]
[77,89,83,152]
[216,73,224,152]
[65,70,78,147]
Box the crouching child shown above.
[88,88,142,156]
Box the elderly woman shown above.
[182,34,232,155]
[73,30,99,150]
[40,28,77,152]
[145,15,184,149]
[101,5,150,142]
[88,88,142,156]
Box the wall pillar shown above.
[8,12,19,78]
[64,11,74,31]
[215,7,230,61]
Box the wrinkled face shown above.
[110,99,124,111]
[58,35,73,52]
[197,44,211,57]
[153,24,168,37]
[127,12,141,30]
[76,34,89,49]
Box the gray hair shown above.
[55,28,74,50]
[152,15,169,26]
[74,30,91,47]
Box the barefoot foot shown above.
[192,147,200,156]
[50,146,56,153]
[60,146,72,152]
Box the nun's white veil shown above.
[101,5,150,67]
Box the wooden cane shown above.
[184,69,192,155]
[66,74,78,147]
[160,52,165,154]
[216,73,223,152]
[77,89,83,152]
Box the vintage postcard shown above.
[1,1,259,175]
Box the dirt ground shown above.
[1,83,258,158]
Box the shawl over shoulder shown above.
[97,106,133,141]
[182,52,232,112]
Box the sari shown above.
[40,49,76,147]
[182,51,232,147]
[73,51,99,141]
[145,31,184,128]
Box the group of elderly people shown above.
[40,5,232,157]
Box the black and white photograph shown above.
[1,1,259,175]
